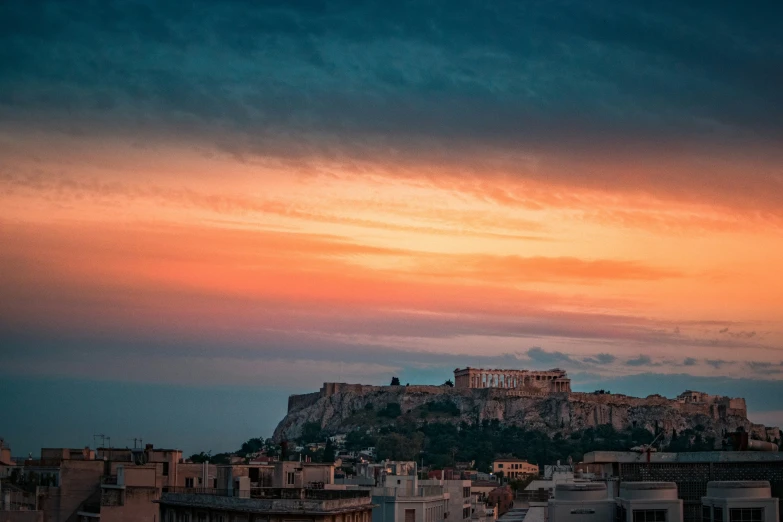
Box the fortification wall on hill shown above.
[287,391,321,413]
[286,382,748,416]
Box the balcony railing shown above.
[163,487,370,501]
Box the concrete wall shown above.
[39,460,104,522]
[548,499,615,522]
[100,487,159,522]
[0,512,44,522]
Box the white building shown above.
[616,482,683,522]
[372,474,450,522]
[702,481,779,522]
[420,479,473,522]
[548,483,615,522]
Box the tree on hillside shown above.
[390,377,401,386]
[300,422,323,444]
[189,451,212,463]
[323,439,336,463]
[444,379,454,387]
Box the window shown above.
[730,509,763,522]
[704,507,712,522]
[163,462,169,476]
[463,508,471,519]
[185,478,194,488]
[463,487,470,498]
[633,510,667,522]
[405,509,416,522]
[571,510,596,515]
[715,508,724,522]
[287,472,296,485]
[497,464,504,469]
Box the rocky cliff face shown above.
[273,384,779,446]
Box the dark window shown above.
[715,508,724,522]
[185,477,194,488]
[405,509,416,522]
[616,505,627,522]
[704,507,712,522]
[571,510,596,515]
[633,510,667,522]
[162,462,169,476]
[464,487,470,498]
[730,509,763,522]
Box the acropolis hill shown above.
[273,367,781,445]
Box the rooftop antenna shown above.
[93,433,107,448]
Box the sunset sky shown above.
[2,0,783,455]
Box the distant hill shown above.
[274,383,780,451]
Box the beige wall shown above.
[492,460,538,476]
[101,487,159,522]
[41,460,104,522]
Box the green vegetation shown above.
[377,402,402,418]
[348,420,718,472]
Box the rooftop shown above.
[583,451,783,464]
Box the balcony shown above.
[159,488,374,514]
[163,487,370,500]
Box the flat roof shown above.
[583,451,783,464]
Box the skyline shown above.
[2,0,783,455]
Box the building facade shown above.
[702,482,779,522]
[491,459,538,479]
[453,368,571,393]
[581,451,783,522]
[158,488,374,522]
[372,474,450,522]
[419,479,472,522]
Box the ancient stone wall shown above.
[288,392,321,413]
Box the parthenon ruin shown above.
[453,367,571,393]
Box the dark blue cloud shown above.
[1,0,781,146]
[583,353,616,365]
[2,0,782,211]
[626,354,662,367]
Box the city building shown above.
[419,479,472,522]
[158,488,374,522]
[581,451,783,522]
[547,483,614,522]
[491,460,538,480]
[615,483,683,522]
[372,474,450,522]
[453,368,571,393]
[702,482,779,522]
